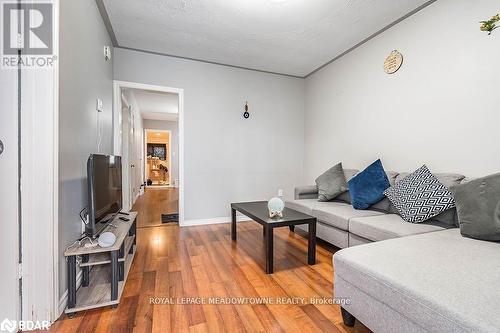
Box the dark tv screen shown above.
[86,154,122,238]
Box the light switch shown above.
[96,98,103,112]
[104,46,112,61]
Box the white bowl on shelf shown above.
[98,232,116,248]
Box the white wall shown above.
[304,0,500,181]
[114,48,305,221]
[58,0,113,298]
[143,119,180,185]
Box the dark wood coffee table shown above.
[231,201,317,274]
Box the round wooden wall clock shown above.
[383,50,403,74]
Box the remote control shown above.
[119,216,130,221]
[118,212,130,216]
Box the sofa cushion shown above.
[297,222,349,248]
[384,165,456,223]
[386,171,400,185]
[315,162,348,202]
[334,229,500,332]
[451,172,500,241]
[389,172,465,227]
[294,185,318,200]
[335,169,359,204]
[285,199,317,215]
[369,171,399,212]
[348,233,372,247]
[435,173,466,188]
[349,214,451,242]
[312,202,383,231]
[348,160,391,210]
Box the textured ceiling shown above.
[102,0,432,77]
[129,89,179,121]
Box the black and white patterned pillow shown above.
[384,165,456,223]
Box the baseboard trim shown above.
[181,215,250,227]
[133,192,140,205]
[146,185,174,190]
[57,270,83,317]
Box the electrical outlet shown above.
[278,189,284,197]
[81,213,89,234]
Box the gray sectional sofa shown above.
[286,169,460,248]
[334,228,500,333]
[286,168,500,332]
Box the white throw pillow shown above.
[384,165,455,223]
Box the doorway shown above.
[145,129,172,187]
[113,80,184,226]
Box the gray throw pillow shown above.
[335,169,358,203]
[315,163,348,202]
[451,173,500,241]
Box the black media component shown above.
[86,154,123,238]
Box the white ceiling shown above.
[102,0,431,77]
[130,89,179,121]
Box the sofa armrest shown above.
[294,185,318,200]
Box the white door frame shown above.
[18,0,60,324]
[144,129,172,186]
[4,0,61,324]
[0,40,21,326]
[113,80,185,224]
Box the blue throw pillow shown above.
[348,159,390,210]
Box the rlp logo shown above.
[2,2,53,55]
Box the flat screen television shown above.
[86,154,122,238]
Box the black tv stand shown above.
[64,212,137,315]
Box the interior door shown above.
[121,101,136,211]
[121,102,131,211]
[129,112,136,204]
[0,68,21,321]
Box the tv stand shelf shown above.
[64,212,137,315]
[79,235,135,267]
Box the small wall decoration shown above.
[480,14,499,35]
[243,101,250,119]
[147,143,166,160]
[383,50,403,74]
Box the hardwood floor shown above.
[135,187,179,228]
[51,189,370,333]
